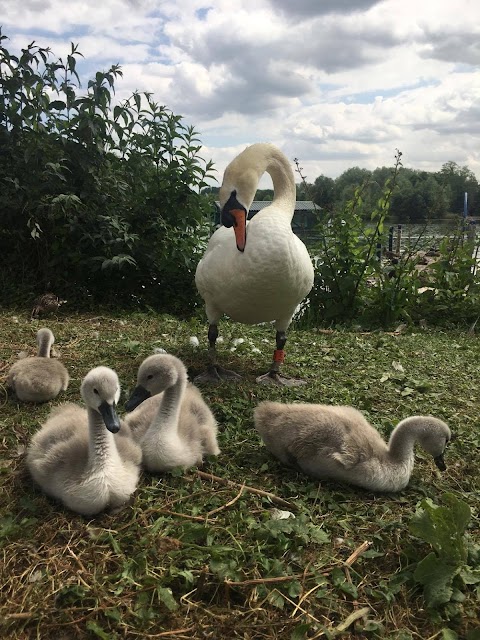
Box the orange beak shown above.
[231,209,247,252]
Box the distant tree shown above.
[389,169,451,222]
[255,189,274,201]
[437,161,479,215]
[201,186,219,196]
[312,175,335,210]
[334,167,373,211]
[296,182,314,201]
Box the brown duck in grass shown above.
[31,293,66,319]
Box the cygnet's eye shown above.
[147,374,154,380]
[93,388,99,395]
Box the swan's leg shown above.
[194,324,242,384]
[256,330,307,387]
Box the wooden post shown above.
[388,226,394,252]
[396,224,402,255]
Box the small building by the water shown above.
[213,200,320,234]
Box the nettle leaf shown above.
[156,586,178,611]
[267,590,285,609]
[413,552,458,607]
[331,567,358,598]
[441,629,459,640]
[85,621,111,640]
[291,623,313,639]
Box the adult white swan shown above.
[195,143,314,386]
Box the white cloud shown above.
[2,0,480,182]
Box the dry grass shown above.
[0,308,479,639]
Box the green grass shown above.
[0,308,479,639]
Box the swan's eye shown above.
[147,374,153,380]
[93,388,99,395]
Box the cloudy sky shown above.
[3,0,480,188]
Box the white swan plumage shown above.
[7,327,69,402]
[195,143,314,385]
[26,366,142,515]
[125,354,220,472]
[254,401,453,492]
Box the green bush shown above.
[0,31,214,313]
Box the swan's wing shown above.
[29,403,87,456]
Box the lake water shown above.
[298,219,479,253]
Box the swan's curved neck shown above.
[87,407,118,467]
[225,144,296,217]
[148,374,186,435]
[387,420,419,463]
[37,335,53,358]
[264,153,296,212]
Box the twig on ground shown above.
[193,470,297,511]
[345,540,372,566]
[225,574,307,587]
[205,483,245,518]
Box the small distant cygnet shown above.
[7,328,69,402]
[26,366,142,515]
[254,401,453,492]
[125,354,220,472]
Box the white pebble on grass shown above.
[270,509,295,520]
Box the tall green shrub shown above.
[302,151,403,325]
[0,31,214,313]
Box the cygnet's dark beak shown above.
[98,401,121,434]
[434,453,446,471]
[125,385,151,412]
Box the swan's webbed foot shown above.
[194,364,242,384]
[256,371,307,387]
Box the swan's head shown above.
[81,366,121,433]
[125,354,185,411]
[37,327,54,342]
[219,189,247,252]
[219,161,259,253]
[400,416,454,471]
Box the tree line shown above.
[298,162,479,222]
[207,161,479,223]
